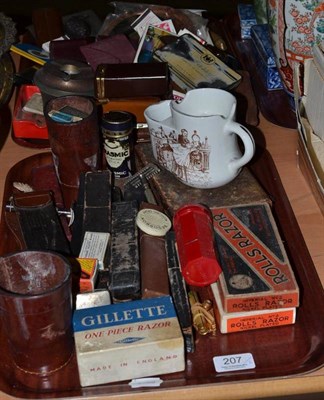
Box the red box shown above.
[12,85,48,139]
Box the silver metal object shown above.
[5,202,74,225]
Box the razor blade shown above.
[123,163,161,205]
[124,163,161,189]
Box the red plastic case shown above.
[173,203,222,287]
[12,85,48,140]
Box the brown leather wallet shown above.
[140,234,170,299]
[49,37,94,63]
[138,202,170,299]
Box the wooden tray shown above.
[0,145,323,398]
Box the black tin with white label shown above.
[102,111,135,179]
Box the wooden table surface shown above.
[0,90,323,399]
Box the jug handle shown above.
[226,121,255,170]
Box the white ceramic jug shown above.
[144,88,255,189]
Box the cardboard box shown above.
[211,203,300,313]
[304,44,324,141]
[73,296,185,386]
[79,231,110,271]
[211,282,296,333]
[237,3,257,39]
[293,61,324,214]
[250,24,283,90]
[77,258,99,293]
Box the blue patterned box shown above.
[251,24,283,90]
[237,3,257,38]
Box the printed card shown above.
[154,34,241,91]
[134,24,177,63]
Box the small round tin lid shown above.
[136,208,172,236]
[102,110,135,132]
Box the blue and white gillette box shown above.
[250,24,283,90]
[73,295,185,386]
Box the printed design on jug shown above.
[150,125,211,185]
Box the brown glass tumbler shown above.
[44,95,100,208]
[0,250,73,377]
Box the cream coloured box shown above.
[211,282,296,334]
[73,295,185,387]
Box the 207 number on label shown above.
[213,353,255,373]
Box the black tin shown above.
[102,110,135,179]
